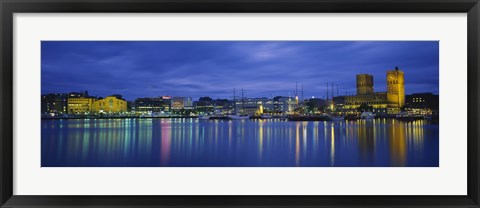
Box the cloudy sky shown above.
[41,41,439,101]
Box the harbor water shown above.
[41,118,439,167]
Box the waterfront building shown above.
[273,96,296,114]
[127,101,136,113]
[260,98,274,111]
[213,99,233,113]
[344,93,389,114]
[162,96,172,111]
[194,97,234,114]
[92,96,127,114]
[386,66,405,107]
[237,98,273,115]
[405,93,439,114]
[185,98,193,109]
[172,97,184,109]
[195,97,214,113]
[344,67,405,114]
[356,74,374,94]
[135,97,171,115]
[243,106,259,115]
[332,96,346,111]
[66,91,97,115]
[41,93,68,116]
[172,97,193,110]
[67,97,96,115]
[257,102,264,114]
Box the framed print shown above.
[1,0,479,207]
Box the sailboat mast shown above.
[331,82,334,110]
[241,89,244,114]
[326,82,329,102]
[295,81,298,97]
[233,88,236,113]
[301,83,304,104]
[331,82,334,99]
[337,84,339,97]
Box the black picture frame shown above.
[1,0,479,207]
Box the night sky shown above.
[41,41,439,101]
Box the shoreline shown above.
[41,116,198,120]
[41,116,438,123]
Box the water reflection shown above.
[42,118,439,167]
[357,120,375,165]
[388,119,407,166]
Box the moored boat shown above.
[198,115,211,120]
[287,115,332,121]
[396,112,423,121]
[227,114,249,120]
[360,112,376,119]
[209,115,230,120]
[250,114,273,119]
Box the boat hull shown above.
[287,116,332,121]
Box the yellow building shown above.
[386,67,405,108]
[93,96,127,114]
[344,67,405,114]
[356,74,374,94]
[257,102,264,115]
[67,97,96,115]
[344,92,389,114]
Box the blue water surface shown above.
[41,118,439,167]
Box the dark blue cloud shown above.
[41,41,439,101]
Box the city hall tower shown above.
[356,74,374,95]
[386,66,405,108]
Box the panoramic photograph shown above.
[41,41,439,167]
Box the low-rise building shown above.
[93,96,127,114]
[344,92,390,114]
[273,96,295,114]
[41,93,68,116]
[135,97,171,115]
[67,97,96,115]
[172,97,193,110]
[405,93,439,114]
[236,97,273,115]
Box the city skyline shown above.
[42,41,439,101]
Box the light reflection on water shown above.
[41,118,439,167]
